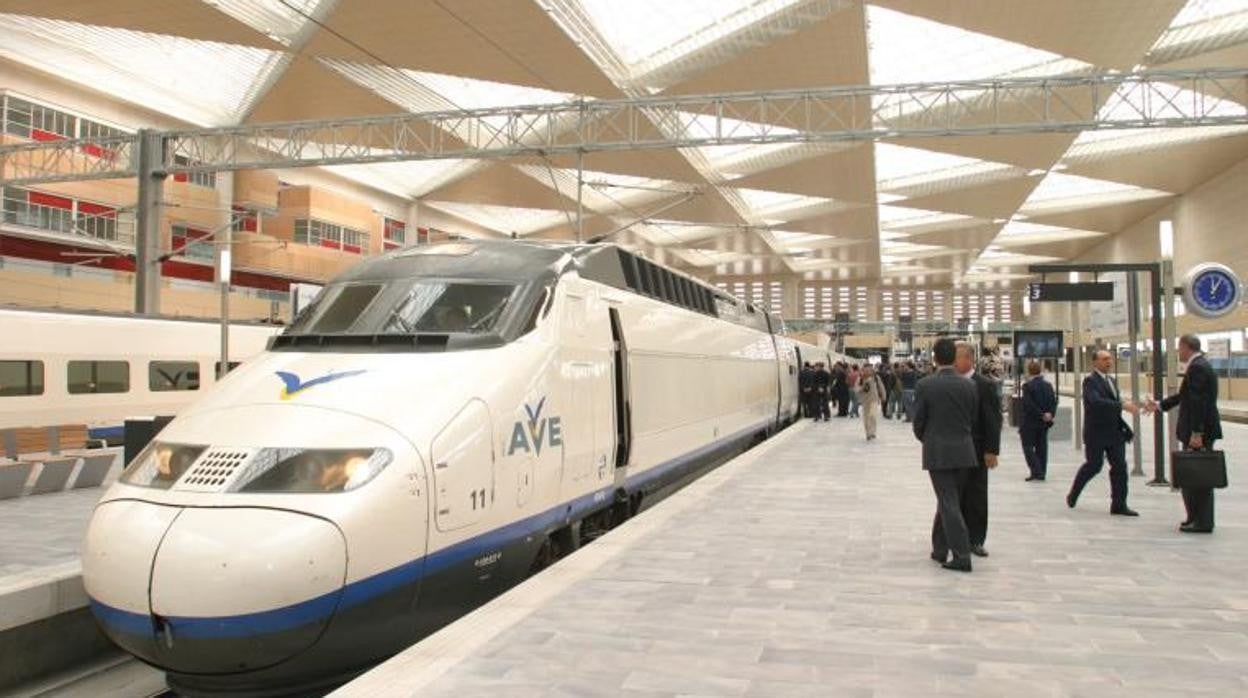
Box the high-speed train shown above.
[0,308,278,436]
[82,240,842,695]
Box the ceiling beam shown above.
[4,68,1248,186]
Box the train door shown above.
[430,399,495,532]
[609,307,632,468]
[560,292,598,489]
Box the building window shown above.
[384,217,406,251]
[172,155,217,189]
[77,201,118,241]
[0,360,44,397]
[293,218,367,255]
[3,97,72,141]
[231,205,258,232]
[79,118,126,160]
[172,224,214,261]
[149,361,200,392]
[67,360,129,394]
[3,186,73,234]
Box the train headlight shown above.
[120,442,208,489]
[233,448,392,493]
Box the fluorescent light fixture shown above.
[1159,219,1175,260]
[1068,271,1078,283]
[1023,294,1032,317]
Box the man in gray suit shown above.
[913,337,980,572]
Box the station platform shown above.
[338,414,1248,698]
[0,459,123,692]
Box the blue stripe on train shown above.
[89,418,769,640]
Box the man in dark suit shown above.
[1019,360,1058,481]
[1067,349,1142,516]
[954,343,1002,558]
[812,362,831,421]
[913,338,980,572]
[799,362,815,419]
[1153,334,1223,533]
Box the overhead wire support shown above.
[3,67,1248,187]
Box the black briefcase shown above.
[1171,450,1228,489]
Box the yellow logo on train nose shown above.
[275,370,367,400]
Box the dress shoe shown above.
[969,545,989,558]
[1066,491,1078,509]
[1179,523,1213,533]
[1025,476,1036,481]
[930,550,947,563]
[941,557,972,573]
[1110,506,1140,517]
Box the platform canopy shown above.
[2,0,1247,287]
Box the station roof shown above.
[2,0,1247,288]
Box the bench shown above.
[0,424,119,497]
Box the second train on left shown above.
[82,239,840,696]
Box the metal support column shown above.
[218,227,231,379]
[1127,272,1144,475]
[1071,302,1083,451]
[1149,266,1169,485]
[134,129,167,315]
[575,150,584,243]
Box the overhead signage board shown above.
[1089,272,1129,339]
[1207,338,1232,360]
[1027,282,1114,302]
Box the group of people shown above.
[799,360,926,436]
[1064,336,1223,533]
[911,333,1225,574]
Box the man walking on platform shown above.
[955,343,1002,558]
[913,338,979,572]
[1153,334,1223,533]
[1067,349,1141,517]
[1019,360,1057,481]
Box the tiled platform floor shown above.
[0,486,102,579]
[340,413,1248,698]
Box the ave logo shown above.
[508,396,563,456]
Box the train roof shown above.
[345,239,769,320]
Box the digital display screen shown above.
[1014,331,1063,358]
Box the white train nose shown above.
[86,504,348,674]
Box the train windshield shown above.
[381,282,515,334]
[287,280,517,336]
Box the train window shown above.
[303,283,384,334]
[619,251,639,291]
[149,361,200,392]
[214,361,241,377]
[680,277,694,309]
[67,360,129,394]
[0,360,43,396]
[659,270,674,303]
[638,261,655,297]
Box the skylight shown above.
[866,5,1091,86]
[423,202,570,236]
[1168,0,1248,29]
[1021,172,1173,213]
[874,143,1022,193]
[1148,0,1248,62]
[576,0,805,72]
[203,0,329,46]
[0,14,283,126]
[324,160,477,199]
[674,111,800,169]
[320,60,584,147]
[516,165,685,214]
[1066,125,1248,158]
[876,205,976,232]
